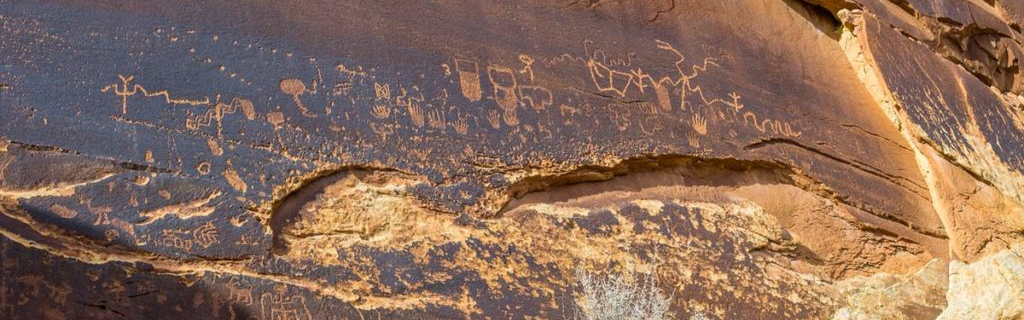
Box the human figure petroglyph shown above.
[102,76,258,139]
[487,65,518,112]
[569,39,803,138]
[519,54,535,82]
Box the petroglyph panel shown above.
[2,0,1019,319]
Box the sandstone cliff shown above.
[0,0,1022,319]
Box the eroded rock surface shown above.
[0,0,1022,319]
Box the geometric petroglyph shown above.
[454,57,482,102]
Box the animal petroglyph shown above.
[573,40,802,138]
[519,85,553,110]
[224,278,254,306]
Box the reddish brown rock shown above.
[0,0,1022,319]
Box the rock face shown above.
[0,0,1021,319]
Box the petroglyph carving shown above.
[451,115,469,135]
[266,112,285,128]
[104,229,119,241]
[519,85,553,110]
[427,108,446,129]
[223,165,247,193]
[192,222,219,248]
[101,75,210,115]
[610,106,632,132]
[102,75,258,137]
[588,60,635,98]
[83,198,112,226]
[374,82,391,101]
[569,40,803,138]
[280,78,317,117]
[503,107,519,126]
[207,138,223,156]
[454,57,482,102]
[655,84,672,112]
[519,54,535,82]
[110,218,136,237]
[692,114,708,135]
[335,62,366,78]
[160,229,195,251]
[159,222,218,251]
[395,87,427,128]
[224,278,253,306]
[259,291,312,320]
[686,132,701,148]
[407,101,425,128]
[195,161,211,175]
[185,109,215,130]
[49,204,78,219]
[371,105,391,119]
[487,65,519,112]
[238,99,256,120]
[727,93,802,137]
[636,103,664,134]
[486,110,502,129]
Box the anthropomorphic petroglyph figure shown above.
[487,66,519,114]
[455,58,482,102]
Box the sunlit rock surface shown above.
[1,0,1022,319]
